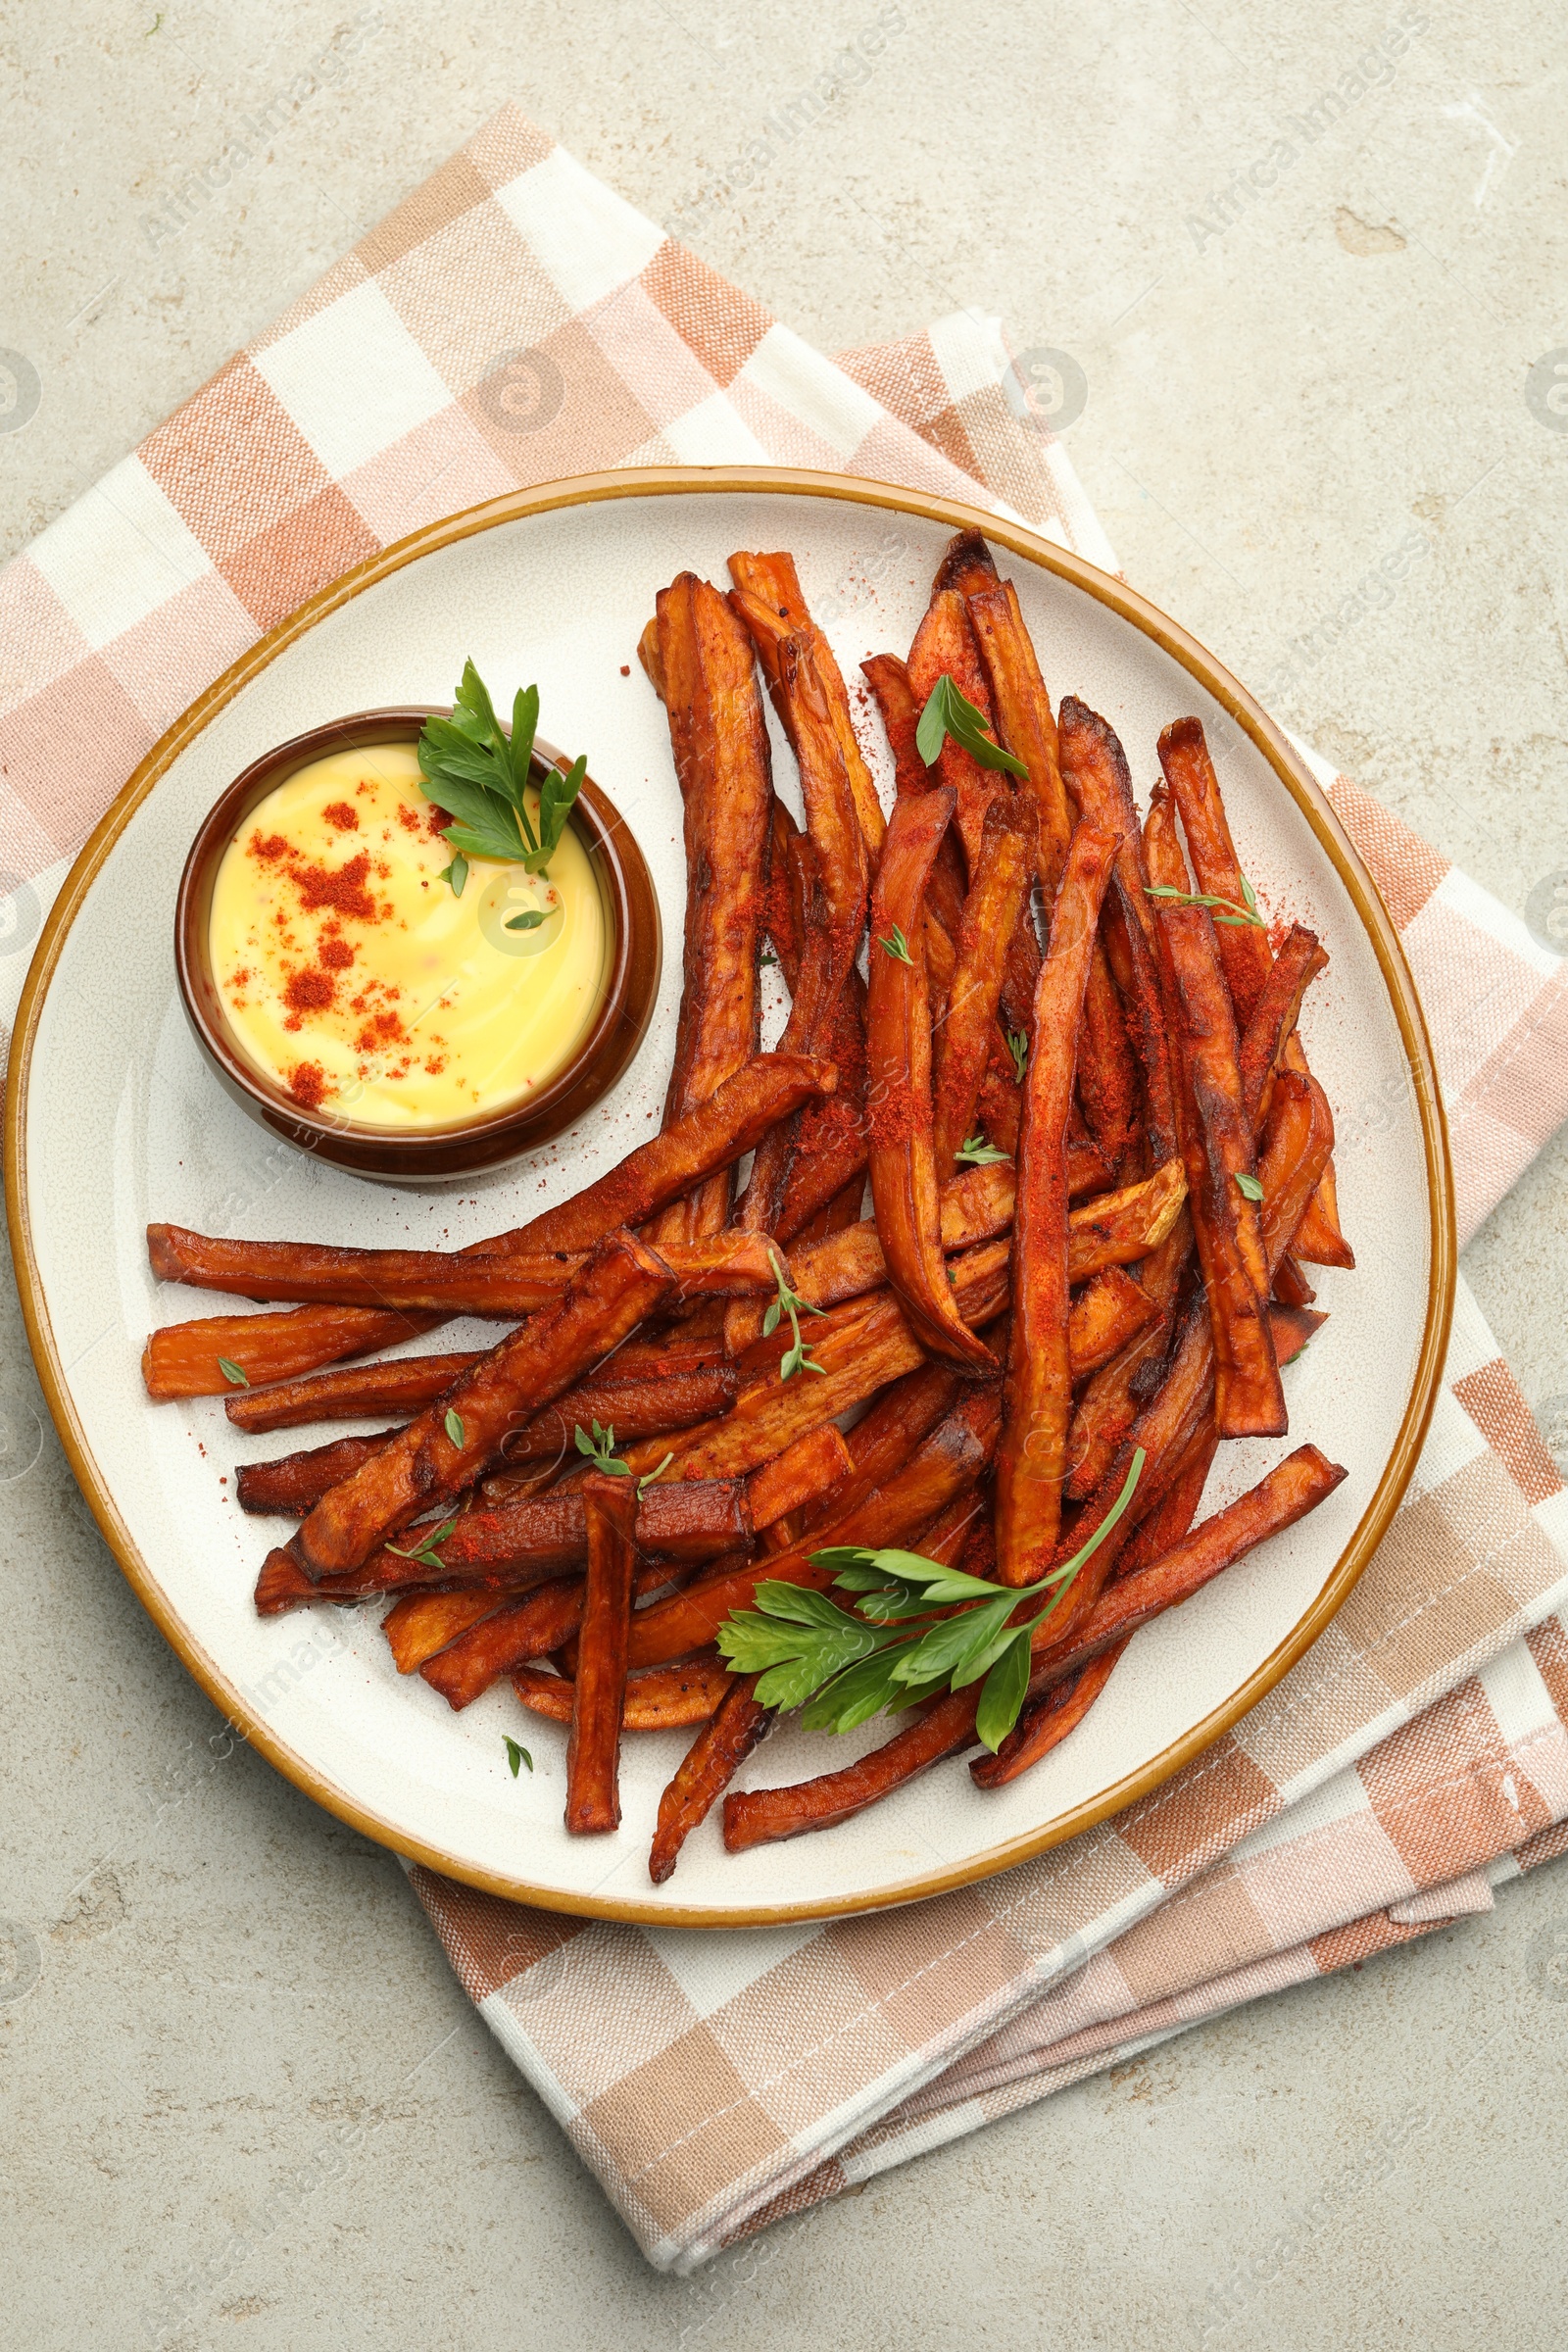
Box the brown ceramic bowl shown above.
[174,708,661,1183]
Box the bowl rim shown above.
[3,464,1457,1929]
[172,706,662,1180]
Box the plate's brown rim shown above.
[3,464,1456,1930]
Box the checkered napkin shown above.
[5,104,1568,2273]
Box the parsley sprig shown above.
[763,1250,827,1382]
[1005,1027,1029,1085]
[877,924,914,965]
[717,1449,1144,1752]
[1145,876,1264,929]
[955,1132,1010,1167]
[915,673,1029,780]
[418,659,587,896]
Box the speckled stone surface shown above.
[3,5,1566,2344]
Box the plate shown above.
[4,467,1455,1926]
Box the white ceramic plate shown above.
[6,469,1453,1926]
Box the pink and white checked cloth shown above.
[6,106,1568,2272]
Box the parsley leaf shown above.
[1234,1170,1264,1200]
[418,659,586,889]
[444,1408,466,1448]
[1006,1027,1029,1085]
[915,672,1029,780]
[715,1449,1148,1751]
[217,1356,250,1388]
[878,925,914,965]
[504,1737,533,1777]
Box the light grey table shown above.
[4,6,1566,2346]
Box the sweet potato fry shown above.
[974,1445,1348,1784]
[515,1653,729,1732]
[1113,1423,1218,1581]
[729,550,885,853]
[644,572,774,1245]
[662,1293,922,1480]
[1239,923,1329,1129]
[747,1422,853,1533]
[1076,948,1140,1172]
[626,1384,1002,1668]
[1052,1068,1333,1629]
[932,799,1037,1178]
[383,1589,510,1675]
[860,654,928,799]
[906,587,1007,875]
[723,1686,981,1851]
[145,1226,778,1316]
[227,1350,486,1434]
[998,818,1120,1584]
[1290,1097,1356,1268]
[966,573,1073,888]
[662,1238,1010,1491]
[1156,718,1272,1016]
[492,1366,740,1469]
[775,981,870,1246]
[860,656,975,1002]
[828,1362,964,1513]
[416,1565,640,1707]
[1065,1158,1187,1282]
[236,1432,395,1517]
[564,1474,640,1834]
[984,1639,1136,1786]
[1064,1208,1193,1501]
[254,1546,341,1615]
[1269,1301,1328,1362]
[234,1365,734,1518]
[1157,715,1351,1265]
[1106,869,1180,1169]
[142,1303,435,1401]
[514,1054,836,1255]
[1146,784,1284,1440]
[931,526,1000,603]
[866,788,996,1373]
[255,1479,740,1613]
[724,617,868,1248]
[295,1231,675,1577]
[763,796,807,982]
[649,1673,773,1885]
[143,1056,833,1399]
[296,1478,748,1611]
[1054,697,1181,1172]
[1068,1265,1159,1377]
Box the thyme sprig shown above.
[763,1250,827,1382]
[1145,876,1264,929]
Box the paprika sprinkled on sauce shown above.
[209,743,608,1129]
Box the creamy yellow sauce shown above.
[209,743,608,1130]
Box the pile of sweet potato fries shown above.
[142,530,1353,1881]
